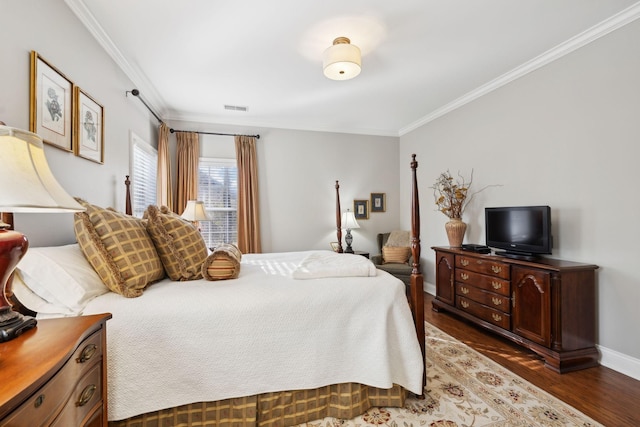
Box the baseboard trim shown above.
[423,282,640,382]
[598,345,640,381]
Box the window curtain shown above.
[175,131,199,215]
[157,123,173,209]
[235,136,261,254]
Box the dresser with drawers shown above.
[0,313,111,426]
[432,247,598,373]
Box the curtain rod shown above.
[169,128,260,139]
[127,89,260,139]
[126,89,162,123]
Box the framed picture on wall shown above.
[371,193,386,212]
[29,51,74,151]
[354,199,369,220]
[74,87,104,164]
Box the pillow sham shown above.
[201,243,242,281]
[15,244,108,314]
[144,205,209,281]
[74,199,165,297]
[382,246,411,264]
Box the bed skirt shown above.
[109,383,407,427]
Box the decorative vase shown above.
[445,218,467,248]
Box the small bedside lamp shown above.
[341,209,360,254]
[181,200,210,230]
[0,124,85,342]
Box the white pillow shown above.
[15,244,108,314]
[12,273,75,316]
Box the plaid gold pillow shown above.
[144,205,208,281]
[382,246,411,264]
[74,199,165,297]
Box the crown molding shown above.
[399,2,640,136]
[64,0,168,117]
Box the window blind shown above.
[198,158,237,248]
[130,134,157,217]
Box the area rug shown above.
[300,322,603,427]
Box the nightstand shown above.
[354,251,370,259]
[0,313,111,426]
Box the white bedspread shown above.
[82,250,424,421]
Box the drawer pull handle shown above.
[491,265,502,274]
[460,259,469,266]
[460,300,469,308]
[34,394,45,408]
[460,273,469,280]
[492,297,502,306]
[77,344,97,363]
[77,384,97,407]
[460,287,469,295]
[492,281,502,290]
[492,313,503,322]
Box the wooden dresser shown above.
[0,313,111,426]
[432,247,598,373]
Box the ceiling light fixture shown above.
[322,37,361,81]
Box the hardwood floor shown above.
[423,292,640,426]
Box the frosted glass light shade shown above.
[181,200,210,221]
[323,37,361,81]
[0,125,84,213]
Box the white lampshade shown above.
[181,200,210,221]
[0,126,84,213]
[323,37,361,81]
[341,210,360,230]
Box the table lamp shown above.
[341,209,360,254]
[0,124,85,342]
[181,200,210,231]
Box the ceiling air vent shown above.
[224,105,248,112]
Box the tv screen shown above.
[485,206,552,258]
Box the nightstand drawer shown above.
[52,363,103,427]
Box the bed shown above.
[12,155,425,426]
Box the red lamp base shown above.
[0,226,37,342]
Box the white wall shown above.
[400,18,640,377]
[0,0,158,246]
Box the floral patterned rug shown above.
[300,322,603,427]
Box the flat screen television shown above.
[485,206,552,259]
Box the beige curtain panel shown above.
[157,123,173,209]
[175,131,199,214]
[235,136,261,254]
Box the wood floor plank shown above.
[423,292,640,426]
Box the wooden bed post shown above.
[409,154,426,391]
[125,175,132,216]
[335,181,343,253]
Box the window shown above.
[198,158,237,248]
[130,133,157,217]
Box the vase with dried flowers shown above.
[432,170,492,247]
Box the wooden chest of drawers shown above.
[0,313,111,426]
[433,247,599,373]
